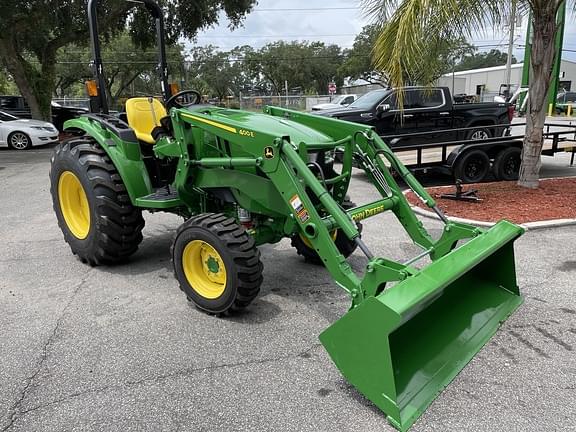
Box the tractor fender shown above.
[63,117,153,204]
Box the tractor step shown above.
[135,186,182,208]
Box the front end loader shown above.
[49,1,524,430]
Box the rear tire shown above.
[493,147,521,181]
[49,136,145,265]
[292,200,362,264]
[172,213,263,314]
[453,149,490,183]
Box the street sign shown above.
[328,82,337,95]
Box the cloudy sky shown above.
[189,0,576,62]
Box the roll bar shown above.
[87,0,171,113]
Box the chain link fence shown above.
[53,98,90,109]
[236,95,342,112]
[53,93,504,112]
[53,95,351,113]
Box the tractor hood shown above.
[183,107,335,145]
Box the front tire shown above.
[172,213,263,314]
[8,131,32,150]
[50,136,145,265]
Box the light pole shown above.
[520,1,567,114]
[504,0,517,100]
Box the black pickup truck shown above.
[316,86,514,146]
[316,86,523,183]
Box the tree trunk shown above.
[518,5,559,188]
[0,39,55,121]
[36,58,57,121]
[112,72,141,108]
[0,39,42,119]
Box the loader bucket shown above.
[319,221,523,431]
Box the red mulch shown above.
[406,178,576,224]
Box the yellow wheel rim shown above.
[58,171,91,239]
[300,230,338,249]
[182,240,227,299]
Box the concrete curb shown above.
[410,204,576,231]
[405,178,576,231]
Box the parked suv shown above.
[311,94,358,111]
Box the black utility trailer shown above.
[382,122,576,183]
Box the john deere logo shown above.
[264,147,274,159]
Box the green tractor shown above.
[49,1,524,430]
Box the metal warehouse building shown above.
[437,59,576,101]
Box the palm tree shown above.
[363,0,569,188]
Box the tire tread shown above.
[171,212,263,313]
[50,136,144,265]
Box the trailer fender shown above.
[446,144,474,168]
[63,116,153,204]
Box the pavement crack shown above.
[135,342,324,386]
[0,255,70,264]
[18,343,324,417]
[1,272,93,432]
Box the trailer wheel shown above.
[493,147,521,181]
[50,136,145,265]
[172,213,263,314]
[453,149,490,183]
[292,200,362,264]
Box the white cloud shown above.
[189,0,366,51]
[186,0,575,62]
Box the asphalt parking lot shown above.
[1,145,575,432]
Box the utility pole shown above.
[521,1,567,114]
[451,57,455,97]
[519,11,532,113]
[504,0,517,100]
[547,0,566,114]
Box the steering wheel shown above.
[166,89,202,110]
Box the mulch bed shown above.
[405,178,576,224]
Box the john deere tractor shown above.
[49,1,524,430]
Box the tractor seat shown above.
[125,97,167,144]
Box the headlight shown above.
[30,126,44,130]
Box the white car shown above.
[0,110,59,150]
[311,94,358,111]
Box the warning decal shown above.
[289,195,310,223]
